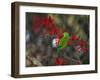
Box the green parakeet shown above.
[57,32,70,53]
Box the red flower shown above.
[43,16,54,29]
[43,17,50,27]
[55,57,65,65]
[78,40,86,47]
[56,33,63,39]
[49,27,59,36]
[49,29,55,35]
[70,35,79,40]
[48,16,54,24]
[82,47,88,53]
[53,27,59,34]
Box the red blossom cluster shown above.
[55,57,65,65]
[77,40,88,53]
[67,35,88,53]
[32,16,63,38]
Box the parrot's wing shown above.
[59,37,67,49]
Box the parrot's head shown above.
[63,32,69,38]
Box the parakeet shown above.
[58,32,70,50]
